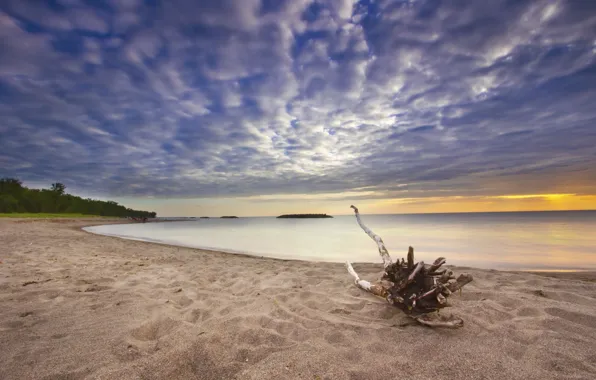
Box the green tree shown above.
[0,177,156,217]
[0,194,19,212]
[51,182,66,195]
[0,178,24,194]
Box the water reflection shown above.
[85,211,596,270]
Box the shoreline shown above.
[1,218,596,380]
[83,221,596,273]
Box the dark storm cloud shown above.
[0,0,595,198]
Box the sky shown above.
[1,0,595,217]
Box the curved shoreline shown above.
[81,220,596,272]
[82,224,322,264]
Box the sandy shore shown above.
[1,219,595,380]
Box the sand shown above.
[1,219,595,380]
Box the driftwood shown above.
[346,205,473,328]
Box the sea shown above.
[84,211,596,271]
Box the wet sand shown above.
[1,218,595,380]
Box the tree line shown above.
[0,178,156,218]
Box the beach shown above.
[1,219,595,380]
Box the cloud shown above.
[0,0,595,203]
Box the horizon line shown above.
[159,209,596,218]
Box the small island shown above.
[276,214,333,219]
[220,216,239,219]
[199,216,210,219]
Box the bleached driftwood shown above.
[346,205,473,328]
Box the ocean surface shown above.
[84,211,596,271]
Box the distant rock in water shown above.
[276,214,333,219]
[220,216,239,219]
[199,216,210,219]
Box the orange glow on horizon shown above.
[124,192,596,217]
[373,193,596,215]
[495,193,576,200]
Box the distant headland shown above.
[276,214,333,219]
[197,216,239,219]
[0,177,156,218]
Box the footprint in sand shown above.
[175,295,194,308]
[1,320,25,330]
[39,368,92,380]
[545,307,596,329]
[218,305,234,316]
[130,318,181,341]
[324,331,347,344]
[83,284,111,292]
[330,308,351,315]
[516,307,541,317]
[236,328,288,347]
[259,316,296,337]
[112,341,144,362]
[186,308,212,323]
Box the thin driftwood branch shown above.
[429,257,446,272]
[407,247,414,269]
[345,205,473,328]
[346,262,389,298]
[413,313,464,328]
[350,205,393,269]
[408,261,424,282]
[446,274,474,292]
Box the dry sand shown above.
[1,219,595,380]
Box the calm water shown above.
[84,211,596,270]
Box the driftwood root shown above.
[346,205,473,328]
